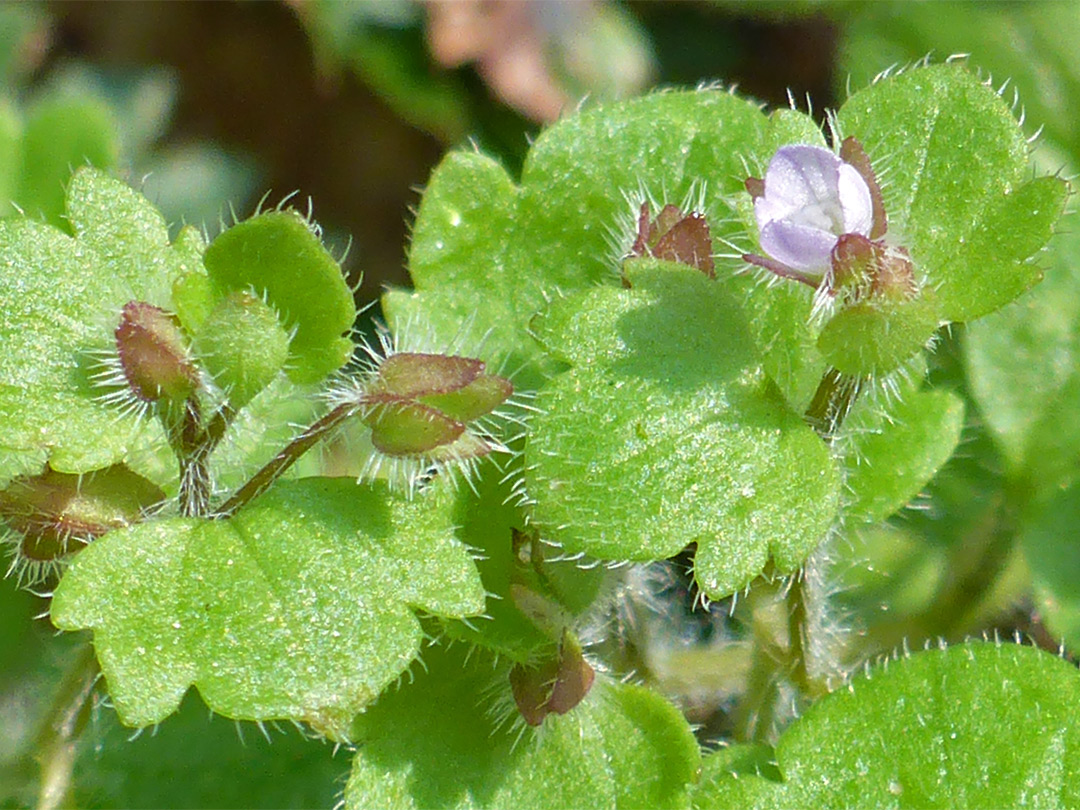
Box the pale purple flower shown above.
[747,144,876,285]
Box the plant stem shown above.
[172,397,209,517]
[201,403,237,458]
[731,638,784,743]
[804,367,865,439]
[34,644,99,810]
[213,401,359,518]
[785,554,831,700]
[774,367,865,705]
[786,572,811,692]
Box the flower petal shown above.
[756,145,843,225]
[751,143,878,279]
[759,219,837,275]
[837,162,874,236]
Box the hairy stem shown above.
[785,554,831,701]
[804,367,865,439]
[770,367,864,705]
[34,644,99,810]
[213,401,359,518]
[201,403,237,459]
[173,397,209,517]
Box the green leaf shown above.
[692,642,1080,808]
[0,168,200,483]
[16,95,116,230]
[833,523,945,628]
[514,89,764,290]
[838,3,1080,167]
[840,386,965,524]
[383,149,554,387]
[441,473,608,662]
[203,210,355,385]
[965,213,1080,482]
[817,292,941,377]
[344,643,700,810]
[193,290,291,409]
[51,478,484,739]
[837,63,1065,323]
[526,263,840,599]
[691,744,783,808]
[390,90,787,392]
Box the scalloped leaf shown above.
[525,263,840,599]
[50,478,484,740]
[692,642,1080,808]
[388,90,789,391]
[344,643,700,810]
[382,150,548,383]
[837,63,1067,323]
[203,210,355,385]
[840,387,965,524]
[0,167,202,484]
[512,89,765,289]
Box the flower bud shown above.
[361,352,513,461]
[115,301,199,403]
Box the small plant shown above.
[4,58,1080,808]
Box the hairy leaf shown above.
[840,386,965,524]
[51,479,484,739]
[965,214,1080,483]
[440,473,608,662]
[345,644,699,810]
[693,642,1080,808]
[16,95,116,230]
[0,168,200,484]
[526,263,839,599]
[203,210,355,385]
[837,63,1066,323]
[388,90,783,391]
[839,4,1080,163]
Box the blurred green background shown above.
[3,1,1080,807]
